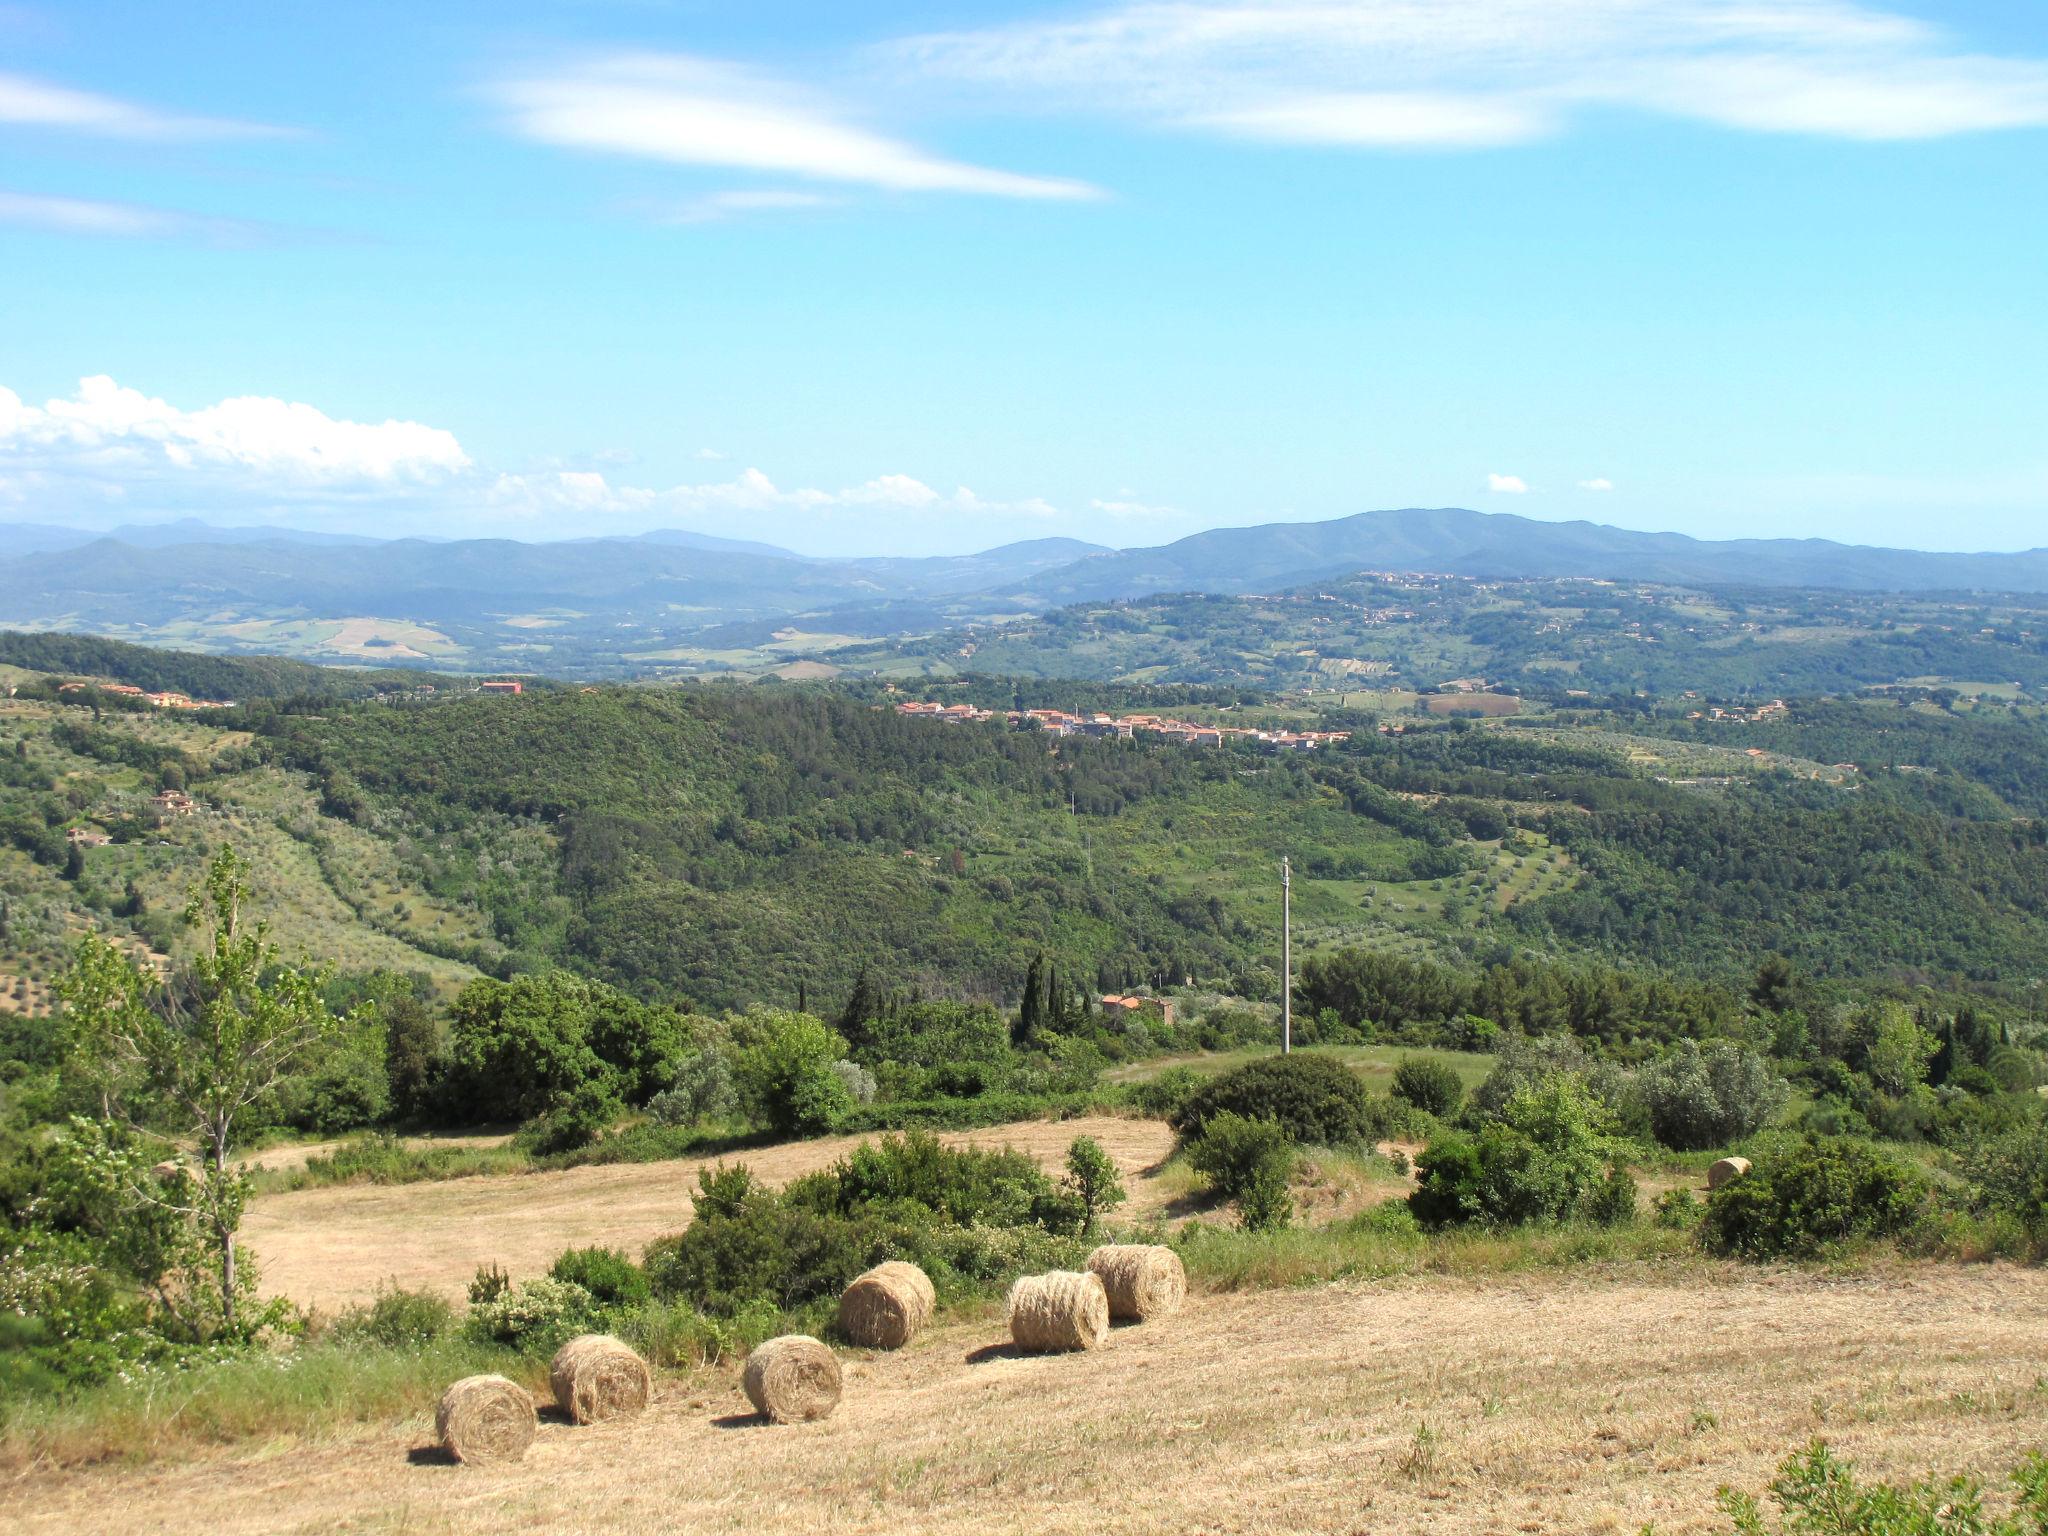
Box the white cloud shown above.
[1578,477,1615,492]
[1487,473,1529,494]
[1090,495,1179,519]
[0,188,268,243]
[655,189,841,225]
[691,446,728,460]
[0,375,1066,539]
[485,465,1059,525]
[0,376,470,488]
[0,70,283,140]
[494,54,1102,199]
[0,190,170,236]
[890,0,2048,147]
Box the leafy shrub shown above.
[1469,1036,1641,1136]
[1347,1200,1423,1241]
[468,1262,510,1306]
[1410,1076,1618,1228]
[1064,1135,1126,1235]
[1636,1041,1788,1151]
[1174,1053,1375,1146]
[1391,1057,1464,1118]
[1719,1440,2048,1535]
[465,1276,596,1350]
[1703,1134,1927,1259]
[1581,1165,1638,1227]
[0,1227,153,1386]
[1186,1112,1296,1230]
[331,1284,454,1348]
[643,1168,890,1316]
[445,973,615,1123]
[1958,1118,2048,1235]
[548,1245,651,1310]
[647,1049,741,1128]
[1127,1064,1204,1121]
[522,1078,623,1156]
[1654,1187,1701,1230]
[732,1009,853,1136]
[830,1059,878,1107]
[798,1130,1071,1230]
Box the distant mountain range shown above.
[1,508,2043,674]
[1006,508,2048,603]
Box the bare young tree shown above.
[57,845,337,1336]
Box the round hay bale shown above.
[1707,1156,1752,1191]
[549,1333,652,1425]
[837,1261,936,1350]
[742,1335,842,1423]
[1007,1269,1110,1353]
[1085,1244,1186,1322]
[436,1374,537,1464]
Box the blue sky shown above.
[1,0,2044,557]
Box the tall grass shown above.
[0,1336,534,1471]
[1181,1215,1703,1292]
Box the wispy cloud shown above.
[653,188,842,225]
[0,188,274,243]
[493,54,1103,199]
[1578,477,1615,492]
[1487,473,1529,494]
[0,69,285,140]
[889,0,2048,147]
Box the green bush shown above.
[330,1284,454,1349]
[731,1009,853,1137]
[1127,1065,1204,1122]
[522,1078,624,1156]
[548,1245,651,1310]
[1410,1075,1618,1228]
[464,1276,596,1350]
[1391,1057,1464,1118]
[1064,1135,1126,1236]
[1581,1164,1638,1228]
[1654,1187,1701,1230]
[1173,1053,1375,1146]
[794,1130,1073,1231]
[1719,1439,2048,1534]
[647,1049,741,1128]
[1186,1112,1296,1231]
[1636,1041,1787,1151]
[643,1167,892,1316]
[1702,1134,1927,1260]
[445,974,615,1123]
[1959,1118,2048,1236]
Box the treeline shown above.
[1294,946,1743,1054]
[0,630,447,702]
[1632,699,2048,819]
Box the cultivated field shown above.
[18,1264,2048,1535]
[243,1117,1178,1312]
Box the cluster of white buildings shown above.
[893,700,1349,751]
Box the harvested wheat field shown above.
[242,1116,1175,1311]
[18,1264,2048,1536]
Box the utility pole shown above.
[1281,855,1292,1054]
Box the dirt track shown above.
[18,1264,2048,1535]
[243,1116,1177,1311]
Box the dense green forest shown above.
[4,665,2043,1020]
[0,630,452,701]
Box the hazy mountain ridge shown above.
[2,508,2044,674]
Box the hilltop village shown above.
[892,699,1351,750]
